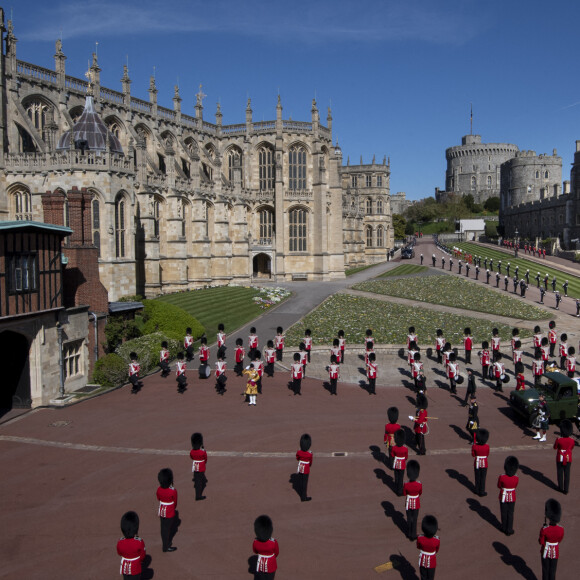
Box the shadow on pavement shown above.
[492,541,538,580]
[381,500,407,536]
[446,468,476,494]
[466,497,501,531]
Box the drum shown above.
[199,364,211,379]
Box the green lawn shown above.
[155,286,289,338]
[345,262,386,276]
[378,265,429,277]
[453,242,580,299]
[353,276,549,320]
[284,293,529,348]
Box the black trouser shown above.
[560,356,567,370]
[500,501,515,534]
[340,350,345,363]
[541,557,558,580]
[556,462,571,494]
[255,572,276,580]
[550,343,556,357]
[216,374,227,392]
[186,346,194,361]
[265,362,274,377]
[124,575,141,580]
[329,377,337,395]
[293,377,302,395]
[177,374,187,389]
[257,377,263,394]
[415,433,426,455]
[234,362,243,376]
[449,378,456,394]
[297,472,309,500]
[160,361,170,377]
[474,467,487,496]
[465,350,471,364]
[492,350,499,362]
[129,375,139,388]
[406,508,419,539]
[306,349,311,363]
[276,348,283,361]
[368,377,376,394]
[420,567,435,580]
[193,471,207,500]
[481,365,488,379]
[160,516,174,550]
[394,469,404,496]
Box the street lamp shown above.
[514,228,519,258]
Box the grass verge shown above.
[378,265,429,277]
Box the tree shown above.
[392,214,407,239]
[484,196,500,212]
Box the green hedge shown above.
[141,300,204,342]
[91,353,127,388]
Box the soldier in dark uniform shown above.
[497,260,502,274]
[506,262,510,277]
[466,395,479,443]
[475,265,480,280]
[486,269,491,284]
[535,272,541,287]
[513,275,518,293]
[562,280,569,297]
[496,272,501,287]
[525,269,530,284]
[520,279,527,297]
[540,287,546,304]
[551,276,557,292]
[463,368,476,406]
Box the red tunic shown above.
[408,349,418,366]
[117,537,146,576]
[412,361,423,378]
[367,361,378,379]
[464,336,473,351]
[199,345,210,362]
[235,347,245,364]
[480,350,490,366]
[436,336,445,352]
[215,361,226,376]
[160,349,169,363]
[447,362,459,379]
[493,362,504,379]
[291,362,303,379]
[491,336,500,351]
[184,335,194,349]
[254,360,264,377]
[217,332,226,348]
[534,333,543,348]
[129,362,140,377]
[274,335,285,350]
[516,373,525,390]
[554,437,574,465]
[414,409,428,435]
[391,444,408,470]
[497,474,519,502]
[190,448,207,472]
[156,486,177,518]
[299,351,309,366]
[248,334,259,349]
[566,356,576,372]
[539,524,564,559]
[331,346,342,363]
[384,423,401,446]
[549,329,557,345]
[407,333,418,349]
[533,360,545,376]
[417,535,440,568]
[296,449,313,474]
[253,538,279,573]
[176,361,186,376]
[559,342,568,357]
[328,363,340,380]
[264,348,276,364]
[512,349,523,364]
[303,336,312,351]
[541,345,550,362]
[471,443,490,469]
[403,480,422,510]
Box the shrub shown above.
[104,315,141,353]
[91,353,127,388]
[117,332,182,376]
[141,300,204,342]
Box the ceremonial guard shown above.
[447,352,459,394]
[303,329,313,363]
[420,253,424,264]
[190,432,208,500]
[367,352,378,395]
[534,326,544,359]
[479,341,491,379]
[465,263,470,277]
[441,256,445,269]
[565,346,576,378]
[533,353,545,386]
[403,460,423,541]
[562,280,569,297]
[296,434,313,501]
[458,260,463,274]
[299,342,309,372]
[491,328,501,362]
[498,456,519,536]
[555,291,561,310]
[234,338,245,376]
[442,342,453,370]
[515,265,519,279]
[506,262,510,276]
[156,468,177,552]
[365,340,375,366]
[412,353,424,390]
[338,329,346,363]
[408,341,419,369]
[554,419,574,494]
[274,327,285,361]
[472,428,489,496]
[475,265,480,280]
[264,340,276,378]
[184,328,194,362]
[412,393,428,456]
[198,336,210,379]
[435,329,445,364]
[384,407,401,460]
[484,257,488,270]
[492,353,507,392]
[449,257,453,271]
[215,353,227,395]
[331,338,342,364]
[327,354,340,395]
[463,328,473,364]
[525,269,530,285]
[504,275,509,291]
[129,352,141,393]
[539,499,564,580]
[463,368,476,405]
[391,429,408,495]
[559,334,568,370]
[535,272,541,288]
[486,269,491,284]
[496,271,500,287]
[552,276,557,292]
[511,328,520,355]
[544,273,549,291]
[498,260,502,274]
[548,321,557,357]
[253,350,264,394]
[248,327,259,361]
[243,363,260,405]
[365,328,375,350]
[541,337,550,364]
[432,253,436,267]
[533,393,550,441]
[291,353,304,395]
[512,275,518,293]
[466,395,479,443]
[515,362,526,390]
[117,511,146,579]
[407,326,418,349]
[417,515,440,580]
[253,515,279,580]
[159,341,170,378]
[540,287,546,304]
[176,352,187,392]
[216,323,226,359]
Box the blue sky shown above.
[11,0,580,200]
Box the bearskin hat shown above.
[121,511,140,538]
[300,433,312,452]
[254,515,273,542]
[456,374,465,384]
[299,342,306,351]
[449,352,456,362]
[515,340,522,349]
[512,328,519,337]
[407,459,420,481]
[236,337,243,346]
[250,327,256,333]
[541,337,549,346]
[544,499,561,524]
[421,515,438,538]
[414,352,421,361]
[476,428,489,445]
[218,323,225,331]
[504,455,519,477]
[177,351,184,360]
[366,329,373,336]
[394,428,405,447]
[534,325,541,333]
[330,354,337,364]
[186,327,192,334]
[305,329,312,336]
[338,329,345,337]
[409,326,415,333]
[464,327,471,335]
[254,350,261,360]
[482,340,489,349]
[277,326,283,334]
[515,361,524,374]
[333,338,340,347]
[130,351,138,360]
[200,336,207,345]
[267,339,274,348]
[294,352,301,361]
[158,468,173,488]
[568,346,576,356]
[366,341,374,351]
[492,328,498,335]
[416,393,428,410]
[191,432,204,450]
[436,329,443,336]
[549,320,556,329]
[161,341,168,348]
[387,406,399,424]
[369,352,376,362]
[560,419,573,438]
[561,333,568,342]
[444,342,451,351]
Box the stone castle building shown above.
[0,15,393,304]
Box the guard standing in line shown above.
[486,269,491,284]
[554,420,574,495]
[498,456,519,536]
[551,276,557,292]
[525,269,530,284]
[475,264,480,280]
[520,278,527,297]
[472,427,489,496]
[539,499,564,580]
[562,280,569,297]
[535,272,541,288]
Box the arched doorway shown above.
[253,253,271,278]
[0,331,31,412]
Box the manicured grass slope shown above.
[378,264,429,277]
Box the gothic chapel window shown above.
[366,198,373,215]
[288,145,307,190]
[227,148,242,182]
[377,226,384,247]
[14,190,32,221]
[289,208,307,251]
[115,197,126,258]
[259,209,273,244]
[25,99,50,142]
[366,226,373,247]
[258,146,275,191]
[92,198,101,257]
[377,197,383,215]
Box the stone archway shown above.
[253,253,271,278]
[0,331,31,412]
